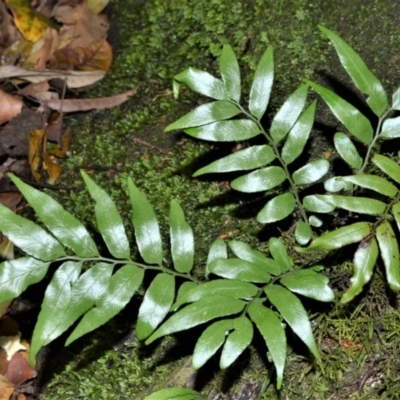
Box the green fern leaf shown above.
[231,166,286,193]
[192,319,233,369]
[249,46,274,120]
[81,171,130,259]
[128,178,163,265]
[333,132,363,169]
[265,284,319,360]
[146,295,245,344]
[164,101,241,132]
[219,44,241,102]
[10,174,98,258]
[193,145,275,176]
[376,220,400,291]
[341,237,378,303]
[66,264,144,345]
[270,84,308,144]
[319,25,388,117]
[136,273,175,340]
[185,119,261,141]
[257,193,296,225]
[170,200,194,273]
[0,257,50,303]
[248,302,286,389]
[173,67,228,100]
[220,316,253,368]
[208,258,271,283]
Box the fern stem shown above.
[234,102,310,225]
[55,256,200,282]
[359,108,392,173]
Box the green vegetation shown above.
[1,24,400,399]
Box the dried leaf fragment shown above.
[43,87,139,112]
[0,90,23,125]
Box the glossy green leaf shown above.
[128,178,163,265]
[302,195,335,213]
[0,202,65,261]
[270,84,308,144]
[292,159,330,185]
[170,200,194,273]
[185,119,261,142]
[165,101,241,132]
[392,87,400,110]
[319,25,388,117]
[220,317,253,368]
[174,67,228,100]
[392,202,400,234]
[247,302,286,389]
[231,166,286,193]
[172,279,258,311]
[10,174,98,258]
[281,100,316,164]
[280,269,334,302]
[0,257,50,303]
[298,222,372,252]
[219,44,241,102]
[372,154,400,185]
[333,132,363,169]
[376,220,400,291]
[193,145,275,176]
[146,295,245,344]
[144,388,205,400]
[136,273,175,340]
[309,215,323,227]
[173,282,197,310]
[66,264,144,345]
[208,258,271,283]
[341,237,378,303]
[380,116,400,139]
[30,261,82,363]
[192,319,232,369]
[206,238,227,279]
[265,285,319,360]
[339,175,398,197]
[81,171,130,259]
[324,176,353,193]
[315,194,386,215]
[294,221,312,245]
[257,193,295,224]
[307,80,373,144]
[268,237,293,272]
[249,46,274,120]
[228,240,281,275]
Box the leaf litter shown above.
[0,0,137,398]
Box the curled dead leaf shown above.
[0,66,105,88]
[0,90,23,125]
[50,37,112,71]
[42,86,139,112]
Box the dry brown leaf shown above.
[28,129,46,182]
[0,0,21,55]
[87,0,109,14]
[42,152,61,184]
[0,349,9,376]
[50,37,112,71]
[43,86,138,112]
[52,0,109,49]
[0,90,23,125]
[47,127,72,157]
[0,65,105,88]
[24,27,59,69]
[0,375,14,400]
[4,0,56,43]
[17,81,50,98]
[4,351,36,386]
